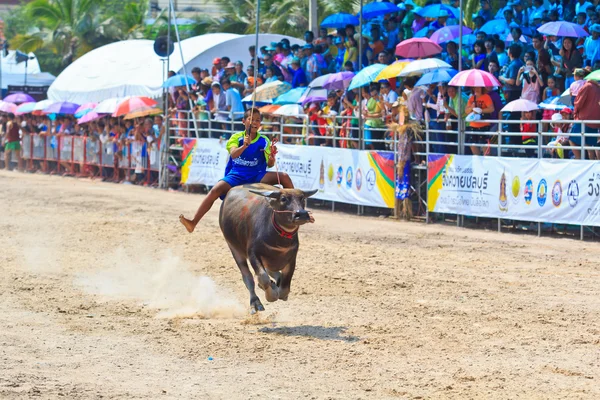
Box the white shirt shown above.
[576,1,593,15]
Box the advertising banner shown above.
[428,154,600,226]
[180,138,395,208]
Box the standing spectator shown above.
[191,67,202,91]
[521,110,538,158]
[344,36,358,70]
[400,0,417,39]
[465,87,495,156]
[334,37,346,71]
[379,80,399,116]
[517,59,543,103]
[304,30,314,45]
[304,44,319,82]
[385,18,400,52]
[444,85,469,130]
[488,60,500,78]
[570,68,587,101]
[499,44,524,103]
[314,28,328,47]
[571,77,600,159]
[260,53,283,81]
[495,40,509,68]
[444,41,463,70]
[532,34,552,83]
[407,83,426,122]
[553,37,583,88]
[287,57,307,88]
[471,41,487,70]
[478,0,493,21]
[221,78,244,134]
[483,38,498,71]
[211,58,223,81]
[230,61,247,92]
[210,82,228,136]
[3,113,21,171]
[363,85,385,150]
[584,24,600,67]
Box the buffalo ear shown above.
[302,189,318,198]
[249,189,281,199]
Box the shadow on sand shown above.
[258,325,359,342]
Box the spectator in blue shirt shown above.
[288,57,307,88]
[499,44,524,103]
[477,0,493,21]
[584,24,600,67]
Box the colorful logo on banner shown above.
[537,179,548,207]
[499,170,508,212]
[367,152,395,207]
[180,138,197,184]
[511,176,520,204]
[336,166,343,187]
[427,154,453,211]
[366,169,376,191]
[319,159,325,189]
[524,178,533,205]
[356,168,363,191]
[552,180,562,207]
[328,164,334,182]
[567,180,579,207]
[346,167,353,189]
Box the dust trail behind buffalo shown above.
[73,248,245,319]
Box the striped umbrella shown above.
[251,81,292,102]
[0,101,17,113]
[113,96,158,117]
[448,69,501,87]
[95,97,128,114]
[15,102,37,115]
[78,111,105,124]
[74,103,98,118]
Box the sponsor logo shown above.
[346,166,353,189]
[355,168,363,191]
[328,164,334,182]
[511,176,520,204]
[336,166,343,187]
[366,168,376,191]
[524,178,533,205]
[499,170,508,212]
[537,178,547,207]
[567,179,579,207]
[552,180,562,207]
[319,159,325,189]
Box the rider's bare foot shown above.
[308,212,315,223]
[179,215,196,233]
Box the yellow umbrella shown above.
[374,61,411,82]
[123,107,163,120]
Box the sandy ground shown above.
[1,170,599,400]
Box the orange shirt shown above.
[467,94,493,128]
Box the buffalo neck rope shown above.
[271,211,298,239]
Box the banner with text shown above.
[180,138,395,208]
[428,154,600,226]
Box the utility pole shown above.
[309,0,318,36]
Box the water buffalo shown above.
[219,183,317,314]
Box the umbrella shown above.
[415,69,458,87]
[537,21,589,38]
[44,101,80,115]
[274,87,306,105]
[500,99,539,113]
[251,81,292,102]
[505,34,532,44]
[448,69,501,87]
[459,34,477,46]
[242,93,272,106]
[399,58,452,77]
[0,101,17,113]
[480,19,509,35]
[259,104,281,114]
[308,73,333,88]
[395,37,442,58]
[359,2,401,19]
[15,102,36,115]
[559,88,572,106]
[348,63,387,90]
[273,104,305,116]
[113,96,158,117]
[430,25,473,44]
[375,60,412,81]
[321,13,359,28]
[74,102,98,118]
[323,71,355,90]
[124,107,163,119]
[4,92,35,104]
[413,25,434,38]
[95,97,128,114]
[299,88,328,105]
[32,99,53,115]
[585,69,600,81]
[416,4,460,19]
[539,96,572,110]
[163,74,196,88]
[78,111,105,124]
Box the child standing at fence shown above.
[521,110,538,158]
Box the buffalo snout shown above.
[292,209,311,223]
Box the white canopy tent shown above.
[48,33,304,104]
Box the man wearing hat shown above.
[211,57,222,81]
[584,24,600,67]
[259,52,283,81]
[303,44,319,82]
[287,57,307,88]
[571,75,600,159]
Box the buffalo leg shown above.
[278,260,296,301]
[248,251,279,303]
[228,244,264,313]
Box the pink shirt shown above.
[521,77,541,103]
[570,79,585,97]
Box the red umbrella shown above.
[395,38,442,58]
[113,96,158,117]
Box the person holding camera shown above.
[517,59,543,103]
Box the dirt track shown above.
[1,170,599,399]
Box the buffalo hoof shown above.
[250,298,265,314]
[264,282,279,303]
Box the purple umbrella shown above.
[537,21,589,38]
[299,88,328,105]
[44,101,80,115]
[323,72,356,90]
[430,25,473,44]
[0,101,17,113]
[4,92,35,104]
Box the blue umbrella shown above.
[416,4,460,20]
[359,2,401,19]
[480,19,509,35]
[460,34,477,46]
[414,25,435,38]
[274,87,307,105]
[348,64,387,90]
[321,13,359,28]
[415,69,458,87]
[539,96,572,110]
[163,74,196,88]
